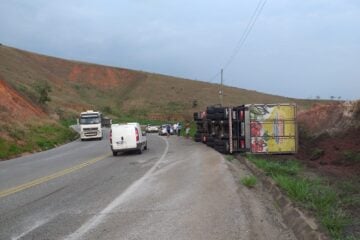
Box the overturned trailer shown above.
[194,103,297,154]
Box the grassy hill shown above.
[0,45,311,119]
[0,44,317,158]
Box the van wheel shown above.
[137,148,142,154]
[112,151,117,156]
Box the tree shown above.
[330,96,335,100]
[35,81,52,104]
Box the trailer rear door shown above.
[247,104,297,154]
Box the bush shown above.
[241,176,257,188]
[310,148,325,160]
[343,150,360,164]
[34,81,52,104]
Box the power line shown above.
[223,0,267,71]
[207,0,267,83]
[208,71,221,83]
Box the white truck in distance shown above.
[110,123,147,156]
[78,110,103,141]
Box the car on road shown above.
[110,122,147,156]
[145,124,159,133]
[159,124,174,136]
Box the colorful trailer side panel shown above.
[248,104,297,153]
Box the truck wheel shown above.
[194,133,202,142]
[112,151,117,156]
[215,146,228,154]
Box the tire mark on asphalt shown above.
[11,214,57,240]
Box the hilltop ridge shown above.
[0,44,314,159]
[0,45,298,121]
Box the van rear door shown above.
[112,125,137,150]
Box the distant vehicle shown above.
[101,117,112,128]
[159,124,174,135]
[78,110,103,141]
[145,124,159,133]
[110,122,147,156]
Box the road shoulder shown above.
[229,155,329,240]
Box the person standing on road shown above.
[177,122,182,136]
[166,124,171,137]
[173,123,178,136]
[185,122,190,138]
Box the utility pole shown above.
[219,69,223,106]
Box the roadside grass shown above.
[59,118,77,128]
[247,154,359,240]
[248,156,301,176]
[0,123,78,160]
[188,121,197,138]
[29,123,78,150]
[225,155,235,162]
[241,175,257,188]
[0,138,24,159]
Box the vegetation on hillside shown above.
[0,45,312,159]
[0,45,319,122]
[0,122,78,159]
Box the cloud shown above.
[0,0,359,99]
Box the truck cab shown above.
[78,110,103,141]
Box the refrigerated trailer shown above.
[194,103,297,154]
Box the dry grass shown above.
[0,45,318,123]
[353,100,360,120]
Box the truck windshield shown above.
[79,115,101,124]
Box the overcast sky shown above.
[1,0,359,100]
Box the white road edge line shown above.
[64,137,169,240]
[12,215,57,240]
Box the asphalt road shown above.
[0,130,296,240]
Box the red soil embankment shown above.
[296,102,360,177]
[0,78,44,119]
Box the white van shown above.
[110,123,147,156]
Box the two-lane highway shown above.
[0,131,167,240]
[0,132,296,240]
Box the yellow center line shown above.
[0,153,111,199]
